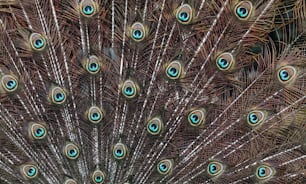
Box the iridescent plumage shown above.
[0,0,305,183]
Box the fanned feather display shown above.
[0,0,306,183]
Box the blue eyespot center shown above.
[237,7,248,18]
[249,113,258,124]
[149,123,158,132]
[54,92,65,102]
[124,86,134,96]
[209,164,217,174]
[68,149,77,157]
[89,62,99,72]
[83,5,94,15]
[6,80,17,90]
[178,12,189,22]
[95,176,103,182]
[91,112,101,121]
[190,114,200,124]
[115,149,123,157]
[159,163,168,172]
[279,69,289,81]
[35,128,45,137]
[34,38,44,49]
[217,58,229,69]
[27,167,36,177]
[132,30,143,40]
[258,167,266,177]
[167,67,178,77]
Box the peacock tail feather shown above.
[0,0,305,183]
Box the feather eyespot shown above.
[146,117,163,136]
[216,52,234,71]
[207,161,224,177]
[256,164,275,181]
[91,170,106,184]
[64,179,77,184]
[79,0,98,17]
[165,60,183,80]
[29,123,47,140]
[29,33,47,51]
[64,143,80,160]
[121,79,139,99]
[175,4,194,25]
[247,110,266,127]
[112,143,127,160]
[0,74,19,93]
[130,22,147,42]
[50,86,67,105]
[234,1,253,20]
[277,66,297,85]
[20,164,38,180]
[84,55,101,75]
[157,159,173,175]
[86,106,104,124]
[188,109,206,127]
